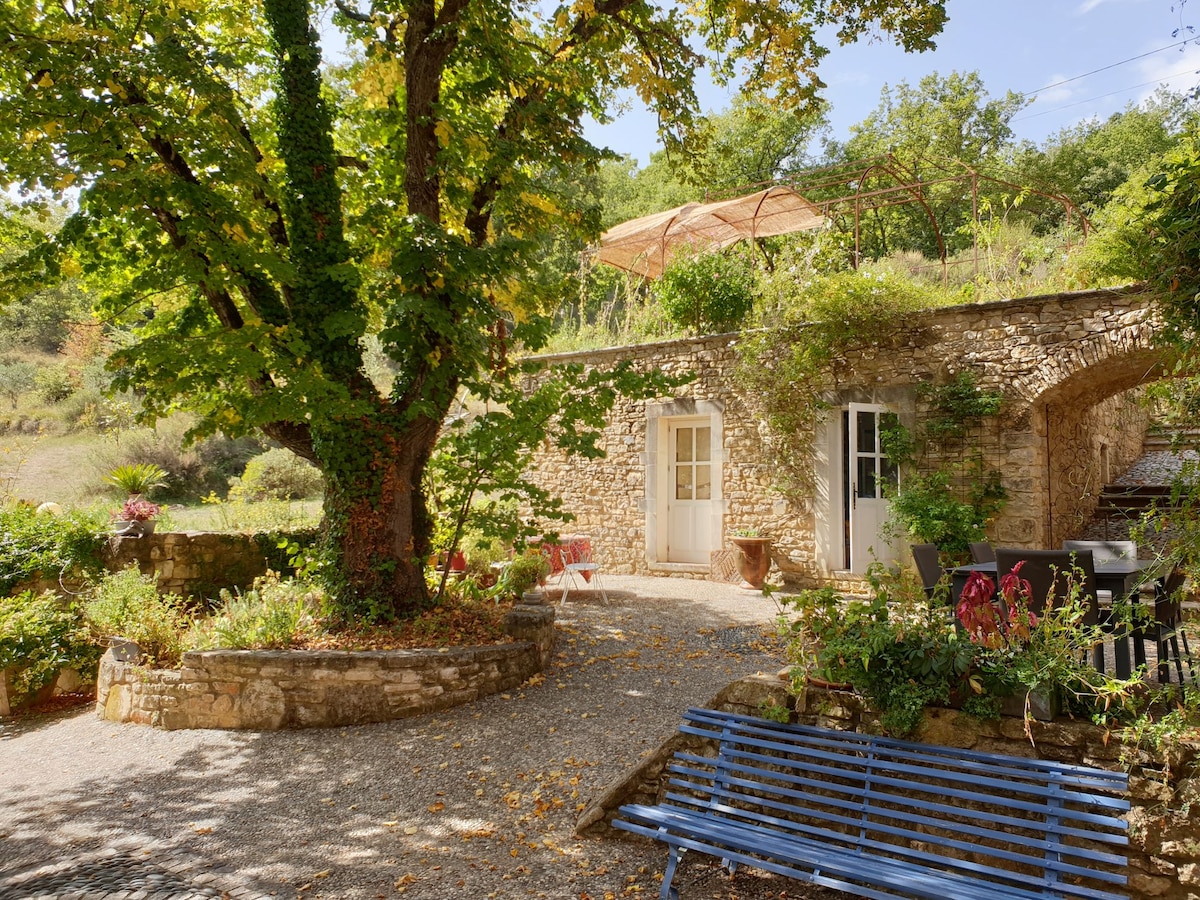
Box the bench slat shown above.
[685,708,1128,787]
[683,712,1129,796]
[664,782,1127,888]
[670,750,1128,833]
[666,780,1128,874]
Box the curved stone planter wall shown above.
[96,603,554,730]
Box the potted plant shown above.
[779,565,976,736]
[729,528,772,589]
[955,563,1121,723]
[105,463,168,499]
[111,498,161,537]
[498,552,552,603]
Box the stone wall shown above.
[95,602,555,730]
[104,531,285,601]
[526,286,1165,584]
[577,673,1200,900]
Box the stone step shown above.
[1144,426,1200,449]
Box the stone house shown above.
[525,285,1165,587]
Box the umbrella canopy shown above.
[595,185,824,279]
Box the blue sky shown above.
[585,0,1200,165]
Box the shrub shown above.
[187,573,322,650]
[0,503,106,595]
[88,417,264,501]
[33,365,74,403]
[652,250,757,334]
[83,567,188,666]
[497,552,550,598]
[230,448,324,501]
[202,495,323,533]
[0,590,100,706]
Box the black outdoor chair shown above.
[969,541,996,564]
[911,543,944,600]
[1134,567,1194,684]
[996,548,1103,672]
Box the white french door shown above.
[666,419,715,563]
[847,403,900,573]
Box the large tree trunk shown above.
[314,404,441,617]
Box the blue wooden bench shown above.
[614,708,1129,900]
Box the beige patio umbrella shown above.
[595,185,825,279]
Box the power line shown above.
[1012,67,1200,121]
[1022,38,1193,97]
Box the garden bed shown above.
[95,601,556,730]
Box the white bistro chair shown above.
[561,540,608,604]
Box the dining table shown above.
[950,558,1166,679]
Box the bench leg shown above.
[720,857,738,876]
[660,844,685,900]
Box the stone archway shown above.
[1019,342,1170,548]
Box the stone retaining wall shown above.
[104,531,289,601]
[96,602,555,730]
[577,674,1200,900]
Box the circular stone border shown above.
[95,603,555,730]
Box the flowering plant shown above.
[955,562,1038,649]
[114,498,160,522]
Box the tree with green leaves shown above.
[1010,89,1194,228]
[0,0,948,618]
[827,70,1026,260]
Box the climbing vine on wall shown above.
[735,270,951,499]
[881,372,1007,558]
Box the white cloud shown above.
[1028,74,1079,106]
[1076,0,1151,13]
[1135,40,1200,99]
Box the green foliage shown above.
[757,697,791,725]
[0,590,100,705]
[105,462,168,497]
[424,359,689,601]
[201,494,323,534]
[497,552,551,599]
[780,565,974,737]
[916,373,1004,440]
[231,448,323,501]
[89,419,264,502]
[0,359,37,409]
[0,503,106,595]
[885,468,1005,556]
[33,365,72,404]
[737,270,951,496]
[0,0,950,617]
[652,251,757,334]
[829,70,1027,260]
[882,373,1007,557]
[187,573,321,651]
[781,560,1141,736]
[83,567,189,667]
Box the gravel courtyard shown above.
[0,576,847,900]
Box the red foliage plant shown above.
[955,561,1038,649]
[114,498,160,522]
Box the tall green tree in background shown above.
[1011,89,1195,227]
[0,0,948,617]
[828,71,1026,259]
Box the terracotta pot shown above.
[730,536,771,589]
